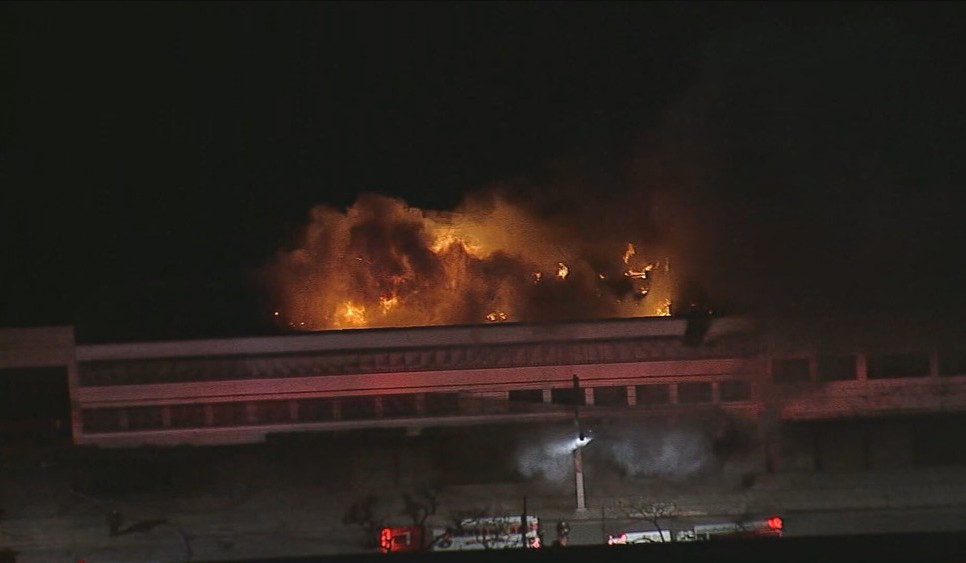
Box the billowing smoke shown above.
[514,427,590,482]
[261,15,956,335]
[264,187,674,330]
[603,423,714,481]
[511,416,756,483]
[602,415,759,481]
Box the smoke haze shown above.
[255,11,966,341]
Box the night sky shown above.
[4,2,966,342]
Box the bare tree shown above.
[401,485,441,527]
[342,495,384,548]
[613,498,677,542]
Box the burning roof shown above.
[264,191,674,331]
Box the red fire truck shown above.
[380,515,541,553]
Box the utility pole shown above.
[573,374,586,512]
[521,495,527,549]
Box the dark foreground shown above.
[217,532,966,563]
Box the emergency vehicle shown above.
[607,515,783,544]
[380,515,541,553]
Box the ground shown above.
[3,423,966,561]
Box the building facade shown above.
[3,317,966,469]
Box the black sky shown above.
[4,2,966,341]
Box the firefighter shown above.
[553,520,570,547]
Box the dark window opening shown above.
[773,359,811,384]
[508,389,544,413]
[424,393,460,416]
[551,387,585,406]
[253,400,291,425]
[340,396,377,420]
[678,381,712,403]
[126,406,163,430]
[298,399,335,422]
[210,402,248,427]
[382,394,418,417]
[592,386,628,406]
[636,384,670,406]
[867,352,930,379]
[720,380,752,402]
[508,389,544,403]
[818,355,857,381]
[82,408,123,434]
[169,404,206,428]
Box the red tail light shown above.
[767,516,783,530]
[379,528,393,552]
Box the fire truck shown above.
[607,516,783,545]
[380,515,541,553]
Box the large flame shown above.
[265,192,674,330]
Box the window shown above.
[635,384,670,406]
[424,393,460,416]
[508,389,544,413]
[867,352,930,379]
[592,386,628,406]
[939,349,966,377]
[382,394,418,417]
[551,387,585,406]
[340,396,377,420]
[170,404,206,428]
[720,380,752,402]
[210,402,248,426]
[298,398,335,422]
[772,359,811,384]
[818,355,856,381]
[126,406,163,430]
[508,389,544,403]
[678,382,712,404]
[253,400,291,425]
[82,408,122,433]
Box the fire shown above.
[337,301,368,327]
[486,311,508,322]
[266,192,677,330]
[623,243,635,265]
[379,295,399,314]
[556,263,569,280]
[657,299,672,316]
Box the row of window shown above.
[78,336,760,387]
[80,381,754,434]
[772,349,966,384]
[513,380,753,406]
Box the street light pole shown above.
[573,374,587,512]
[574,444,586,511]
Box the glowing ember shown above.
[556,262,569,280]
[266,192,677,330]
[657,299,672,316]
[622,243,636,265]
[337,301,368,327]
[379,295,399,314]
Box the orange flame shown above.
[556,263,569,280]
[267,193,676,330]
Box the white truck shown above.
[607,516,783,544]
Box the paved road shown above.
[5,439,966,561]
[564,505,966,547]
